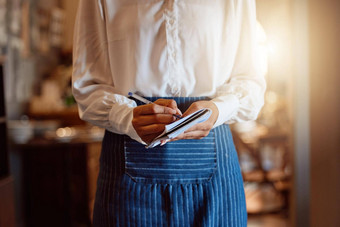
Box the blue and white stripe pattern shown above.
[124,130,216,184]
[93,97,247,227]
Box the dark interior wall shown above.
[0,63,8,177]
[309,0,340,226]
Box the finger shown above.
[182,100,219,125]
[154,99,177,109]
[137,124,166,136]
[181,102,202,118]
[154,99,182,116]
[134,103,177,116]
[174,108,182,117]
[184,122,213,133]
[160,139,170,146]
[168,138,180,142]
[176,130,209,140]
[133,114,176,126]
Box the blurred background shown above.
[0,0,339,226]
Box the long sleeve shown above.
[72,0,141,142]
[212,0,266,126]
[72,0,265,142]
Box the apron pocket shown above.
[124,130,217,184]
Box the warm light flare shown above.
[56,127,74,137]
[266,41,278,55]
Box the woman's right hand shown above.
[132,99,181,144]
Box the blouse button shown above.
[171,87,179,95]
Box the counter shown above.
[9,125,104,227]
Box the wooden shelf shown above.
[28,106,85,125]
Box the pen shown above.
[128,92,152,104]
[128,92,182,119]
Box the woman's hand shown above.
[132,99,181,144]
[172,101,219,141]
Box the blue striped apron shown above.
[93,97,247,227]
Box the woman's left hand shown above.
[171,100,219,141]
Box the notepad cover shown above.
[146,108,212,148]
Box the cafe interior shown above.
[0,0,339,226]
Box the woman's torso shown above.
[102,0,244,97]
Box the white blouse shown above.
[72,0,266,143]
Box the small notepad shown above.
[146,108,212,148]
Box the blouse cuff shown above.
[108,97,145,144]
[125,111,147,145]
[211,94,240,127]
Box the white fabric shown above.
[72,0,266,142]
